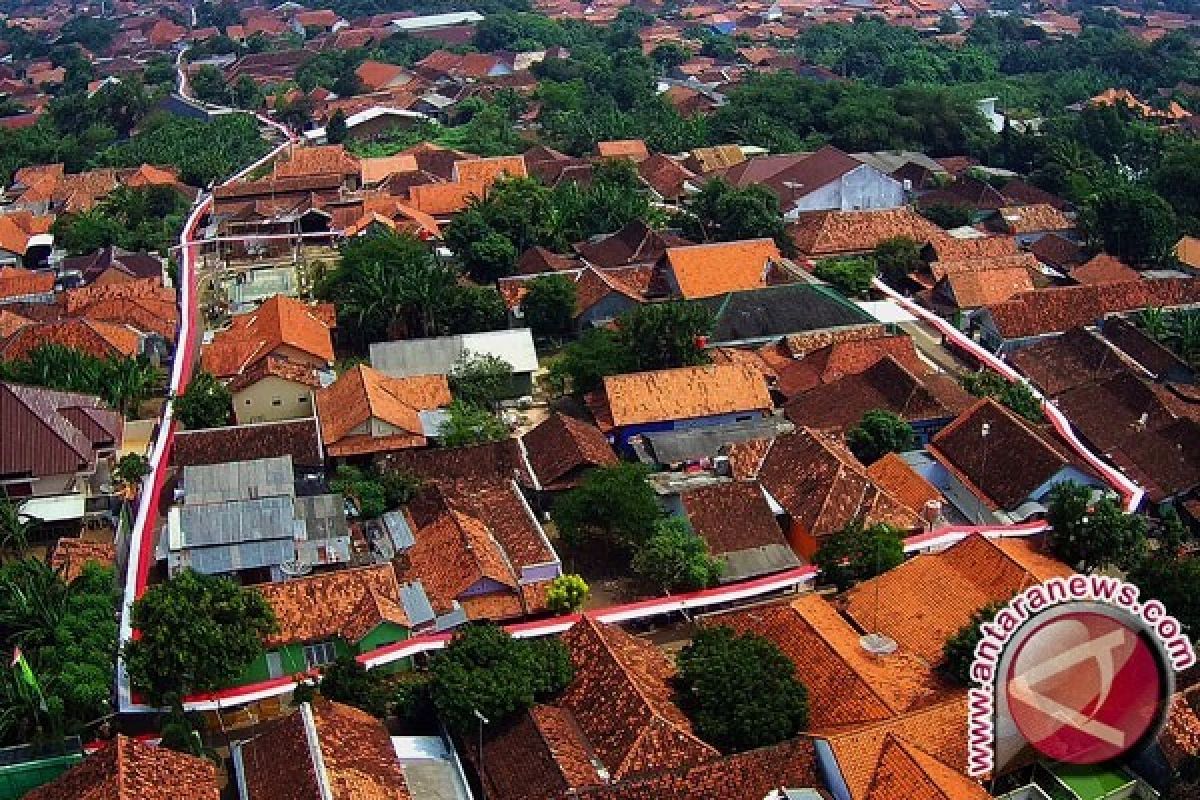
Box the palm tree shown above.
[1175,311,1200,366]
[102,356,161,419]
[0,499,37,561]
[1138,306,1169,342]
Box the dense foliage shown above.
[675,627,809,753]
[53,185,190,256]
[438,400,510,447]
[552,463,662,549]
[0,344,160,419]
[173,371,232,430]
[0,561,117,746]
[631,516,723,593]
[430,623,573,731]
[846,410,917,465]
[813,521,906,592]
[521,274,577,338]
[124,569,278,706]
[448,352,514,409]
[942,602,1004,685]
[1046,482,1147,573]
[959,370,1044,423]
[97,113,271,187]
[545,574,589,614]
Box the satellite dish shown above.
[860,633,898,656]
[279,557,312,577]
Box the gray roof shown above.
[181,456,295,505]
[382,510,415,551]
[170,495,299,574]
[399,580,436,628]
[720,544,802,583]
[700,284,878,345]
[852,150,946,176]
[294,494,349,541]
[369,329,539,378]
[640,417,788,465]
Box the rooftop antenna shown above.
[859,517,898,657]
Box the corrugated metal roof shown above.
[720,544,802,583]
[294,494,349,541]
[382,510,415,550]
[642,417,785,465]
[369,328,538,377]
[399,580,436,627]
[182,455,295,505]
[175,495,296,548]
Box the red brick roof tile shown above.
[521,412,617,490]
[24,736,219,800]
[593,364,771,430]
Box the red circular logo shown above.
[1005,608,1167,765]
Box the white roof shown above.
[370,328,539,377]
[389,11,484,30]
[18,493,85,522]
[855,300,917,324]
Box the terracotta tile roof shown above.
[61,278,178,341]
[774,333,926,399]
[940,266,1035,309]
[842,534,1070,663]
[0,308,30,337]
[755,428,920,540]
[574,219,693,269]
[253,563,410,649]
[238,699,410,800]
[354,59,410,91]
[1070,253,1141,285]
[481,706,607,799]
[1000,179,1071,211]
[0,266,54,298]
[1030,233,1084,269]
[789,208,946,257]
[517,245,581,274]
[452,154,528,185]
[927,252,1040,283]
[171,418,323,468]
[929,398,1075,511]
[227,355,322,393]
[637,153,696,200]
[1101,316,1192,381]
[593,364,772,430]
[407,179,487,216]
[709,595,952,731]
[862,732,990,800]
[1009,327,1129,397]
[273,144,360,179]
[558,617,719,780]
[521,412,617,490]
[1178,235,1200,270]
[317,365,450,457]
[359,154,419,184]
[716,147,864,211]
[596,139,650,161]
[984,278,1200,341]
[398,507,519,616]
[994,203,1073,235]
[867,452,943,516]
[23,736,219,800]
[1055,373,1200,502]
[680,481,789,556]
[381,438,532,487]
[685,144,745,174]
[0,318,141,361]
[1161,683,1200,770]
[661,238,779,299]
[926,234,1018,263]
[47,537,116,583]
[784,356,972,432]
[204,295,334,378]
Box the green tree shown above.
[1079,181,1178,267]
[651,42,690,70]
[846,410,916,465]
[124,569,277,705]
[675,627,809,753]
[326,109,349,144]
[918,202,973,229]
[521,273,577,338]
[173,371,231,430]
[0,498,37,558]
[330,465,389,519]
[448,352,514,409]
[814,257,876,299]
[632,517,723,592]
[189,65,229,105]
[619,302,713,372]
[1128,552,1200,641]
[1046,482,1147,573]
[938,12,959,33]
[112,453,151,494]
[552,463,661,549]
[548,328,636,394]
[315,656,393,717]
[430,623,573,732]
[319,230,459,345]
[545,574,589,613]
[678,179,794,255]
[874,236,924,287]
[438,401,509,447]
[959,370,1044,423]
[942,602,1003,685]
[444,178,556,283]
[813,520,905,592]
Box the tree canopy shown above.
[675,626,809,753]
[942,602,1004,685]
[1046,482,1146,573]
[552,463,661,549]
[124,569,277,706]
[813,520,906,592]
[545,574,589,614]
[521,273,577,338]
[173,371,232,430]
[430,623,573,731]
[631,517,723,593]
[846,410,916,465]
[959,370,1044,423]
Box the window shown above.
[245,399,252,405]
[303,641,337,669]
[299,395,310,403]
[271,397,282,406]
